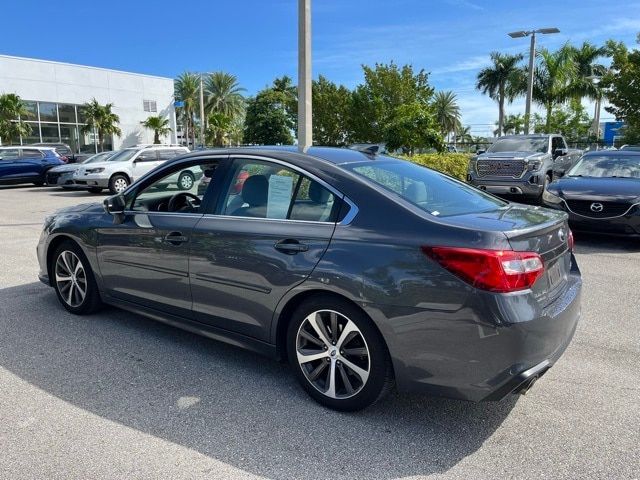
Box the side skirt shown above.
[102,293,278,359]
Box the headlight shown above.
[528,160,541,171]
[468,158,477,173]
[86,168,105,173]
[542,189,563,205]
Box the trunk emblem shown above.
[590,203,604,212]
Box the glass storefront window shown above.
[21,101,38,121]
[80,129,98,154]
[22,122,41,144]
[58,104,76,123]
[38,102,58,122]
[40,123,60,142]
[60,125,79,153]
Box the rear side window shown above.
[347,159,506,217]
[0,149,20,160]
[220,159,338,222]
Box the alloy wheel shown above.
[180,174,194,190]
[55,250,87,308]
[296,310,371,399]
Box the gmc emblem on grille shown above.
[590,202,604,212]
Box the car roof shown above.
[584,150,640,157]
[221,145,391,165]
[0,145,56,151]
[498,135,550,140]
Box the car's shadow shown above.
[46,190,106,198]
[0,282,517,479]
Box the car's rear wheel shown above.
[287,296,394,411]
[178,171,195,191]
[88,187,103,193]
[52,241,102,314]
[109,174,129,194]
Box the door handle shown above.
[164,231,188,245]
[274,239,309,254]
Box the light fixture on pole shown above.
[508,27,560,135]
[298,0,312,151]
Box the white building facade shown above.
[0,54,177,152]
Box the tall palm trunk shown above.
[497,83,505,137]
[545,102,553,132]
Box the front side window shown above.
[136,150,158,162]
[107,150,138,162]
[347,159,507,217]
[221,159,338,222]
[131,161,218,213]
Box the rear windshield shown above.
[346,159,507,217]
[486,137,548,153]
[568,155,640,178]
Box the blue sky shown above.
[3,0,639,135]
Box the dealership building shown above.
[0,54,177,152]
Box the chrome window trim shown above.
[561,198,640,219]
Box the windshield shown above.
[83,152,115,164]
[346,159,507,217]
[486,137,548,154]
[106,149,138,162]
[568,155,640,179]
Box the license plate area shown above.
[547,261,564,291]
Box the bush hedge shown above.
[401,153,472,181]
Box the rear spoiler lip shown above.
[502,212,569,241]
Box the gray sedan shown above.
[37,147,581,411]
[46,151,115,188]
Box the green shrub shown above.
[400,153,472,181]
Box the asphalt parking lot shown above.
[1,184,638,480]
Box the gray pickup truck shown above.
[467,134,582,202]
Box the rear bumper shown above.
[366,258,582,402]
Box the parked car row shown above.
[1,145,190,194]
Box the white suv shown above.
[73,145,190,194]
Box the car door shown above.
[130,149,161,181]
[96,157,223,317]
[0,148,21,181]
[15,148,46,180]
[189,156,341,341]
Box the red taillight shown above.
[568,230,574,252]
[421,246,545,293]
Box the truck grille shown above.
[476,159,526,178]
[565,200,634,218]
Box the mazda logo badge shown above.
[590,202,604,212]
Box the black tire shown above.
[287,295,394,411]
[33,181,45,187]
[88,187,103,193]
[109,174,129,195]
[177,171,195,191]
[537,174,552,204]
[51,240,102,315]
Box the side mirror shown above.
[554,148,568,158]
[103,194,126,214]
[476,149,486,155]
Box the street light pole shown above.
[298,0,312,151]
[199,75,205,148]
[508,27,560,135]
[524,32,536,135]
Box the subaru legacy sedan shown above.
[37,147,582,411]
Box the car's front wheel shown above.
[52,241,102,314]
[178,171,195,191]
[109,174,130,194]
[287,296,394,411]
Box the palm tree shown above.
[502,114,525,135]
[80,99,121,152]
[533,46,576,131]
[205,112,231,147]
[175,72,200,147]
[454,125,473,145]
[567,42,607,102]
[204,72,246,119]
[476,52,524,137]
[432,91,461,139]
[0,93,32,144]
[141,115,171,144]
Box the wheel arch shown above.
[46,234,80,286]
[272,288,389,364]
[110,171,131,183]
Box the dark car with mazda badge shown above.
[37,146,582,411]
[543,150,640,236]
